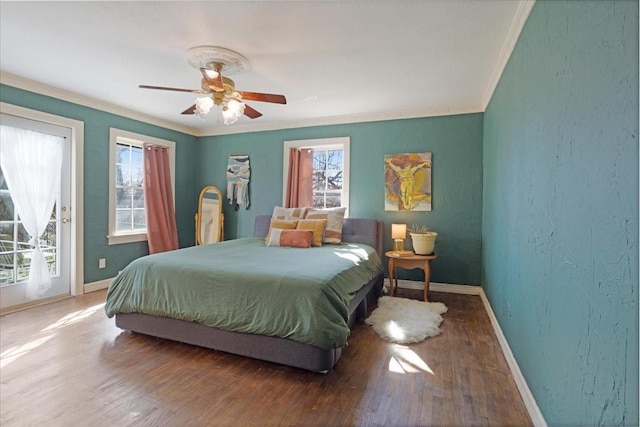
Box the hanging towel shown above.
[226,154,250,210]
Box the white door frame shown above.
[0,102,84,296]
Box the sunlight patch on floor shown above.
[388,344,434,375]
[1,334,55,368]
[40,302,105,332]
[2,302,106,368]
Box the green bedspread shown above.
[105,238,382,349]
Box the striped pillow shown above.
[272,206,308,220]
[264,218,299,243]
[305,207,347,244]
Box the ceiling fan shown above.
[139,46,287,125]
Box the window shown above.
[108,128,175,245]
[312,149,343,208]
[283,137,350,213]
[115,142,145,234]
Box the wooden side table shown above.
[385,251,437,302]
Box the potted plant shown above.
[408,225,437,255]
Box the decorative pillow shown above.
[296,218,327,247]
[266,229,313,248]
[304,207,347,244]
[265,218,298,243]
[272,206,308,220]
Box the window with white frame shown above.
[283,137,350,213]
[108,128,175,245]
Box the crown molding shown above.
[482,0,536,109]
[1,70,483,139]
[196,104,484,137]
[0,71,200,136]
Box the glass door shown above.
[0,114,71,309]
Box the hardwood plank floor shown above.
[0,288,532,426]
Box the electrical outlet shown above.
[99,258,106,269]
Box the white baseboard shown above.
[478,289,547,427]
[394,279,482,295]
[83,278,112,293]
[394,279,546,427]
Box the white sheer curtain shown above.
[0,125,63,299]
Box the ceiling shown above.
[0,1,533,136]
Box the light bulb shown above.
[195,96,214,117]
[221,98,245,125]
[227,99,245,116]
[202,69,219,80]
[222,107,239,125]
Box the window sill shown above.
[107,232,147,245]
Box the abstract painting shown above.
[384,152,432,211]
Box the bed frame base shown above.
[115,275,383,373]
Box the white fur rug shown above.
[365,296,448,344]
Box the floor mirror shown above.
[195,185,224,245]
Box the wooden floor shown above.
[0,288,532,427]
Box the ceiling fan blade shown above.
[239,92,287,104]
[243,104,263,119]
[181,104,197,115]
[139,84,205,94]
[200,67,224,90]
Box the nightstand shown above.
[385,251,437,302]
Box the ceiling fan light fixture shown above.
[202,69,220,80]
[195,96,214,117]
[140,46,285,124]
[227,98,245,115]
[222,99,246,125]
[221,108,238,125]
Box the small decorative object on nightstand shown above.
[386,250,437,302]
[408,224,437,255]
[391,223,407,251]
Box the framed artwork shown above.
[384,152,432,211]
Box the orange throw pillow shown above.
[266,229,313,248]
[265,218,298,243]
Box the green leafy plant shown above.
[408,224,431,234]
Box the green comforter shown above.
[105,238,382,349]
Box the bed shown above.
[105,214,384,372]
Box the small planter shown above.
[410,232,437,255]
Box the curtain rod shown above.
[144,144,167,150]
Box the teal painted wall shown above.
[0,85,200,283]
[483,1,638,425]
[198,113,483,285]
[0,85,483,285]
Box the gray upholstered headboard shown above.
[253,215,384,256]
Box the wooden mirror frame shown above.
[195,185,224,245]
